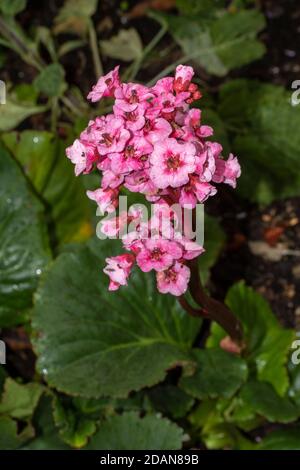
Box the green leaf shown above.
[0,416,33,450]
[32,238,201,398]
[189,400,254,450]
[0,145,51,326]
[207,282,294,396]
[100,28,143,62]
[22,396,69,450]
[176,0,226,16]
[180,348,248,400]
[257,426,300,450]
[153,9,265,76]
[34,63,67,98]
[0,0,26,16]
[0,368,7,392]
[53,397,96,448]
[13,83,38,104]
[2,132,93,244]
[146,385,194,419]
[0,378,44,419]
[54,0,98,36]
[218,80,300,204]
[0,99,46,131]
[200,214,225,284]
[86,412,185,450]
[240,381,300,424]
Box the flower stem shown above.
[88,20,103,79]
[186,258,243,343]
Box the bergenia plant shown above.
[66,65,243,344]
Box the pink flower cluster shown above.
[66,65,241,296]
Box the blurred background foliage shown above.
[0,0,300,450]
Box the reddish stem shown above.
[180,259,243,343]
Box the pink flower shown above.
[103,254,135,290]
[196,146,216,182]
[67,64,241,297]
[183,109,213,141]
[120,104,146,132]
[66,139,96,176]
[86,187,119,214]
[179,176,217,207]
[95,115,130,156]
[136,239,182,272]
[178,238,205,260]
[101,170,124,189]
[114,83,153,112]
[149,138,196,189]
[156,262,191,296]
[109,136,153,174]
[175,65,194,85]
[87,65,120,102]
[213,154,241,188]
[142,117,172,144]
[124,170,157,195]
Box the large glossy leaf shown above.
[0,99,46,131]
[0,145,51,326]
[0,0,26,16]
[257,426,300,450]
[0,378,44,419]
[100,29,143,62]
[146,385,194,419]
[32,238,201,398]
[22,396,69,450]
[180,349,248,400]
[218,80,300,204]
[207,282,294,396]
[53,396,97,448]
[34,63,67,98]
[0,416,33,450]
[2,131,93,244]
[240,381,300,424]
[53,0,98,36]
[153,9,265,76]
[85,412,185,450]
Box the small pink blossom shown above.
[104,254,135,290]
[124,170,157,195]
[156,262,191,296]
[213,154,241,188]
[114,83,153,112]
[109,137,153,174]
[86,187,119,214]
[196,147,216,182]
[101,170,124,189]
[150,139,196,189]
[87,65,120,102]
[142,117,172,144]
[66,139,96,176]
[95,115,130,156]
[179,176,217,207]
[136,239,182,272]
[178,238,205,260]
[100,212,128,237]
